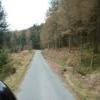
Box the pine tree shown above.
[0,1,7,49]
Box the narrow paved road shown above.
[17,51,75,100]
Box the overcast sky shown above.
[2,0,49,30]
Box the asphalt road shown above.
[17,51,75,100]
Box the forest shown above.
[0,0,41,76]
[40,0,100,74]
[0,0,100,99]
[0,0,100,76]
[40,0,100,98]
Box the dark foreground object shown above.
[0,81,16,100]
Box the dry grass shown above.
[43,48,100,100]
[4,50,33,92]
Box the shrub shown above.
[0,49,9,72]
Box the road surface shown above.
[17,51,75,100]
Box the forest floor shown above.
[43,48,100,100]
[3,50,33,92]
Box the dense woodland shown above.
[40,0,100,74]
[41,0,100,51]
[0,0,100,74]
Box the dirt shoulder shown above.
[43,49,100,100]
[4,50,34,92]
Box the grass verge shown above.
[43,48,100,100]
[1,50,33,92]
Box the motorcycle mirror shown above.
[0,81,16,100]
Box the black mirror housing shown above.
[0,81,16,100]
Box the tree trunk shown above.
[68,35,71,52]
[90,50,94,69]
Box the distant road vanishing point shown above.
[17,50,75,100]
